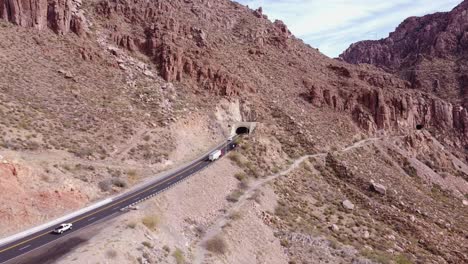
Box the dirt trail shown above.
[193,136,380,264]
[111,128,150,159]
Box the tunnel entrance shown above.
[416,124,424,130]
[235,127,250,135]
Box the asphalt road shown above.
[0,138,239,264]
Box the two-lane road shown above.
[0,137,239,263]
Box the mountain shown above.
[0,0,467,263]
[340,1,468,108]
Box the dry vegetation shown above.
[265,135,467,264]
[1,0,467,263]
[204,236,227,255]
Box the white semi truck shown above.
[208,149,222,161]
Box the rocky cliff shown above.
[2,0,467,147]
[0,0,86,35]
[1,0,467,263]
[340,0,468,107]
[307,63,468,148]
[91,0,295,96]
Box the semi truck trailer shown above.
[208,149,222,161]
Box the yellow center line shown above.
[0,159,206,254]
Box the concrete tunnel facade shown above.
[230,122,257,136]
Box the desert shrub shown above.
[127,169,140,184]
[361,249,392,264]
[395,254,413,264]
[238,178,249,190]
[71,147,93,158]
[105,249,118,259]
[111,178,128,188]
[142,215,159,231]
[142,241,153,248]
[275,205,289,217]
[98,180,112,192]
[234,172,246,181]
[403,158,418,178]
[41,174,51,183]
[229,211,242,220]
[204,236,227,254]
[246,162,261,178]
[302,162,313,172]
[162,245,171,252]
[226,190,244,202]
[229,152,245,166]
[127,222,136,229]
[172,248,185,264]
[127,169,138,178]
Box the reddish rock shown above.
[271,19,292,46]
[94,0,247,96]
[309,82,468,145]
[340,1,468,107]
[112,33,138,51]
[0,0,85,35]
[253,7,263,18]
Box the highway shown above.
[0,137,239,264]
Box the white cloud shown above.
[237,0,462,57]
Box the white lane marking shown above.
[87,217,96,222]
[0,148,234,262]
[18,244,31,251]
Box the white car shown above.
[120,205,139,212]
[54,223,73,234]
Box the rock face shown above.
[0,0,86,35]
[308,64,468,146]
[95,0,251,96]
[92,0,296,96]
[340,1,468,107]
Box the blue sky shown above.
[237,0,461,57]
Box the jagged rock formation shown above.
[94,0,252,96]
[92,0,295,96]
[307,63,468,146]
[340,1,468,107]
[1,0,468,263]
[310,81,468,145]
[2,0,467,146]
[0,0,86,35]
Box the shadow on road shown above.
[8,237,88,264]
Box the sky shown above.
[237,0,462,57]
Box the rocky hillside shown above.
[0,0,467,263]
[340,0,468,108]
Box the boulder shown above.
[253,7,263,18]
[363,231,370,239]
[342,200,355,210]
[330,224,340,232]
[370,181,387,195]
